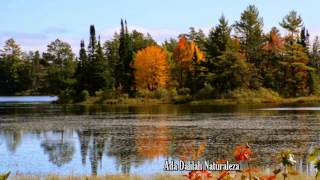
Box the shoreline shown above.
[75,96,320,106]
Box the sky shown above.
[1,0,320,53]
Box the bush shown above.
[57,89,75,104]
[227,87,281,103]
[168,88,178,99]
[173,95,192,104]
[78,90,89,102]
[96,90,121,100]
[194,84,215,100]
[153,88,169,99]
[177,88,191,95]
[136,88,177,101]
[137,89,152,98]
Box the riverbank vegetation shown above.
[1,6,320,105]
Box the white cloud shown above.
[101,25,181,43]
[3,25,320,56]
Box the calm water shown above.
[0,103,320,176]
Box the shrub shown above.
[173,95,192,104]
[168,88,178,99]
[153,88,169,99]
[137,89,152,98]
[194,84,215,100]
[57,89,75,104]
[227,87,281,103]
[78,90,89,102]
[96,90,121,100]
[177,88,191,95]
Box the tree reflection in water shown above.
[41,130,75,167]
[2,129,22,153]
[0,105,319,176]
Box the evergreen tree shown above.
[43,39,76,94]
[117,19,134,95]
[104,33,120,82]
[310,36,320,75]
[206,15,231,59]
[0,39,30,94]
[75,40,89,93]
[31,51,41,90]
[90,36,113,93]
[186,27,206,51]
[280,10,303,37]
[162,38,177,53]
[234,5,264,88]
[2,38,22,58]
[235,5,264,67]
[131,30,157,53]
[78,25,114,95]
[88,25,97,60]
[298,26,310,51]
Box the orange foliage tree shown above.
[263,28,284,54]
[133,45,169,90]
[173,36,204,88]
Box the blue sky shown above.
[1,0,320,52]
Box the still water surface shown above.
[0,102,320,176]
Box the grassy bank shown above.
[75,87,320,106]
[191,96,320,105]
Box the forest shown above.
[1,5,320,104]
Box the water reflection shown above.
[41,130,75,167]
[0,104,319,176]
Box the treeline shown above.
[1,5,320,103]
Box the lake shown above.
[0,102,319,176]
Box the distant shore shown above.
[77,95,320,106]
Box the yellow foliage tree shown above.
[173,36,205,87]
[133,46,169,90]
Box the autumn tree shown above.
[133,46,169,91]
[279,40,314,96]
[260,27,284,89]
[186,27,206,51]
[172,36,204,88]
